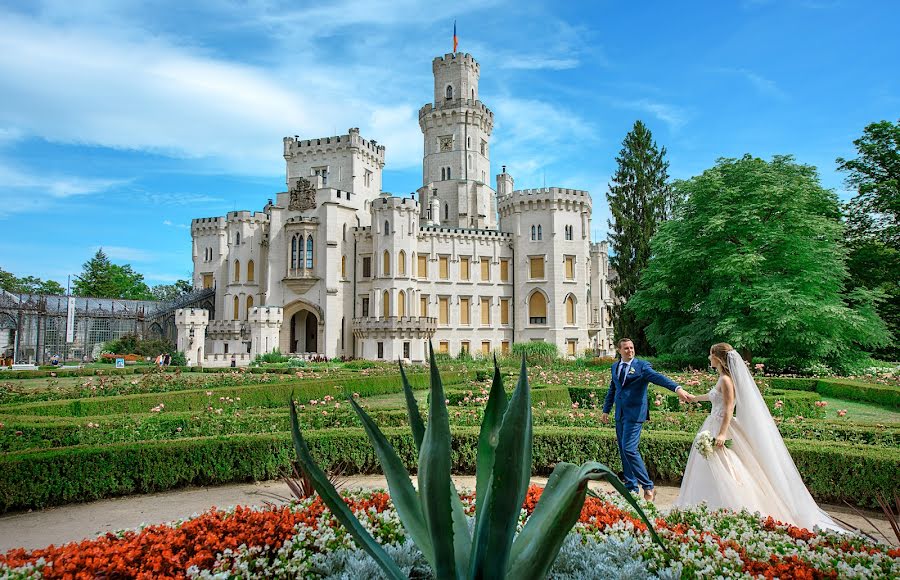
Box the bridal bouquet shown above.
[695,430,731,459]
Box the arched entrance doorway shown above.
[288,309,319,354]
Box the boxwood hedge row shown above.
[1,427,894,512]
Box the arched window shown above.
[246,295,254,320]
[398,250,406,276]
[565,295,575,325]
[537,225,543,240]
[306,236,313,269]
[446,85,453,99]
[531,225,536,241]
[247,259,255,282]
[383,290,391,317]
[233,295,240,320]
[441,167,446,180]
[447,167,451,179]
[471,88,475,100]
[398,290,406,317]
[341,255,347,278]
[236,232,241,245]
[444,204,449,220]
[383,250,391,276]
[291,235,299,269]
[233,260,240,282]
[384,220,390,235]
[342,223,347,241]
[467,136,471,149]
[529,292,547,324]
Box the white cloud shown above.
[0,162,125,216]
[615,99,689,131]
[713,67,787,100]
[98,246,157,263]
[163,220,190,229]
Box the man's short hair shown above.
[617,338,634,348]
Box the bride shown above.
[673,342,844,532]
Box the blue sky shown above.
[1,0,898,288]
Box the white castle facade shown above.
[178,51,616,366]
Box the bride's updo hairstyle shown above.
[710,342,735,376]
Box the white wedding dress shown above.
[673,351,844,532]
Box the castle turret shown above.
[418,53,496,229]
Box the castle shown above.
[178,51,616,366]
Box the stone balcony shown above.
[207,320,249,339]
[283,268,319,293]
[352,316,437,338]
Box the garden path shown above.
[0,477,894,553]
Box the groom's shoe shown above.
[643,488,656,502]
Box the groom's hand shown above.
[601,412,610,424]
[676,387,691,403]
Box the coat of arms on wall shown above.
[288,177,317,211]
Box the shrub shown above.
[815,379,900,409]
[765,378,818,392]
[511,342,558,365]
[642,354,710,372]
[0,427,894,512]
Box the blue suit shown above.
[602,358,680,492]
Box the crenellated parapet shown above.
[433,52,480,74]
[283,127,385,166]
[497,187,593,217]
[226,210,270,224]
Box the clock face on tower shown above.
[439,136,453,152]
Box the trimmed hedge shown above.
[766,377,818,392]
[1,427,895,512]
[3,372,469,418]
[0,367,160,379]
[815,379,900,409]
[447,385,571,408]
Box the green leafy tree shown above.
[837,120,900,359]
[150,279,193,301]
[606,120,677,353]
[0,268,65,295]
[73,249,154,300]
[629,154,889,371]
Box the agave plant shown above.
[289,344,667,579]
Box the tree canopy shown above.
[0,268,66,295]
[606,120,677,353]
[150,279,193,302]
[72,249,154,300]
[628,154,889,371]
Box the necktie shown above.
[618,362,628,385]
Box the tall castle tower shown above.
[417,53,496,229]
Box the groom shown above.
[601,338,690,501]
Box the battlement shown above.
[283,127,385,161]
[433,52,480,73]
[226,210,269,223]
[248,306,283,325]
[175,308,209,325]
[371,195,420,212]
[498,187,593,209]
[191,217,226,233]
[419,99,494,121]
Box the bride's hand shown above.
[715,435,727,448]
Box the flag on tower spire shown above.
[453,20,458,52]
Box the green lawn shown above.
[820,396,900,425]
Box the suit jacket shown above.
[602,358,680,423]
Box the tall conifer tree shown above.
[606,120,674,354]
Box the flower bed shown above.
[2,486,896,579]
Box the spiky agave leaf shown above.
[470,355,532,578]
[472,354,508,542]
[399,360,426,451]
[288,396,405,580]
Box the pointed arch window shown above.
[537,225,543,240]
[383,250,391,276]
[233,295,240,320]
[291,235,299,269]
[398,250,406,276]
[398,290,406,317]
[247,259,255,282]
[383,290,391,317]
[233,260,241,282]
[306,236,314,269]
[246,295,254,320]
[441,167,446,180]
[236,232,241,245]
[531,225,536,241]
[444,204,449,220]
[565,295,575,325]
[529,292,548,325]
[341,255,347,278]
[446,85,453,99]
[384,220,390,236]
